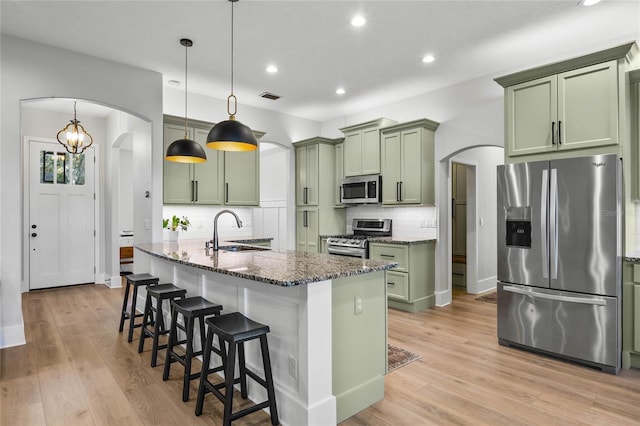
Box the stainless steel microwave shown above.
[340,174,381,204]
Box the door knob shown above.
[31,233,37,237]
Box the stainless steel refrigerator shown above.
[496,154,621,374]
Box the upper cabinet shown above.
[163,115,263,206]
[495,42,637,161]
[340,118,397,177]
[380,119,439,206]
[334,140,344,206]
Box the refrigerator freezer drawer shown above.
[497,283,619,372]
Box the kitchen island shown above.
[134,239,397,425]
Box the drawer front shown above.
[369,243,408,272]
[386,271,409,301]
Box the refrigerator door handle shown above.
[550,168,558,280]
[541,169,549,279]
[502,285,607,306]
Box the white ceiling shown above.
[3,1,639,122]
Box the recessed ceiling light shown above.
[422,55,435,64]
[579,0,601,5]
[336,87,346,95]
[351,15,366,27]
[266,65,278,73]
[168,79,181,87]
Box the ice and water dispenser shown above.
[505,206,531,248]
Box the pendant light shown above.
[56,101,94,155]
[206,0,258,151]
[165,38,207,163]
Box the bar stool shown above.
[162,296,223,402]
[138,283,187,367]
[195,312,279,426]
[118,273,159,342]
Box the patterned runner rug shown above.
[475,291,497,304]
[387,344,421,373]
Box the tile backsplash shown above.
[162,205,253,241]
[345,205,438,240]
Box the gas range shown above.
[326,219,392,258]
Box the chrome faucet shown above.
[212,209,243,251]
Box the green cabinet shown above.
[163,115,262,206]
[340,118,396,177]
[296,208,319,253]
[334,141,344,206]
[163,121,223,205]
[369,241,435,312]
[295,143,319,206]
[380,119,439,206]
[622,261,640,369]
[505,61,619,157]
[495,43,637,162]
[293,137,345,253]
[224,150,260,206]
[630,70,640,200]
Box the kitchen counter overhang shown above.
[135,239,397,286]
[133,239,397,425]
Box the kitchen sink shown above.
[218,245,271,252]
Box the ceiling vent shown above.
[260,92,281,101]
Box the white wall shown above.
[118,148,134,234]
[0,35,162,348]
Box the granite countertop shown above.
[367,236,436,244]
[135,239,397,287]
[319,234,436,244]
[625,251,640,263]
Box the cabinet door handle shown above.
[558,120,562,145]
[452,198,456,219]
[303,187,308,204]
[380,254,395,259]
[303,210,308,227]
[191,180,195,202]
[225,183,229,203]
[396,182,400,202]
[551,121,556,145]
[195,181,198,202]
[338,185,342,203]
[399,181,403,201]
[387,281,395,286]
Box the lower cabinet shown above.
[622,262,640,369]
[296,208,319,253]
[369,241,435,313]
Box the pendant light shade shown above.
[206,117,258,152]
[165,38,207,163]
[206,0,258,152]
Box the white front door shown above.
[29,140,95,289]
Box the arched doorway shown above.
[21,98,152,291]
[436,145,504,305]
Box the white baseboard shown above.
[0,321,26,349]
[467,276,496,294]
[107,275,122,288]
[435,289,452,307]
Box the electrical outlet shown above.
[354,295,363,314]
[288,355,297,378]
[419,219,427,228]
[144,219,151,230]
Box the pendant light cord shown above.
[184,41,189,138]
[227,0,237,118]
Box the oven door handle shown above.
[327,246,365,258]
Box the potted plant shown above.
[163,215,190,242]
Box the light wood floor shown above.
[2,284,639,425]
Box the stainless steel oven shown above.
[326,219,392,258]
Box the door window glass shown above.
[40,151,85,185]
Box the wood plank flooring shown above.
[2,284,639,425]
